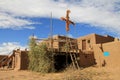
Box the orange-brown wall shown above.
[93,41,120,68]
[20,51,29,70]
[95,34,114,44]
[77,34,115,51]
[14,50,29,70]
[79,52,96,67]
[77,34,96,51]
[14,50,21,70]
[54,35,76,50]
[43,35,76,51]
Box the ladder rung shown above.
[66,38,80,69]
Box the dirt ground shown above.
[0,67,119,80]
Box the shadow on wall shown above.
[79,52,96,68]
[54,52,97,71]
[102,60,106,67]
[20,51,29,70]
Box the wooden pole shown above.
[50,12,54,72]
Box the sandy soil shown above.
[0,67,119,80]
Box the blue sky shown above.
[0,0,120,54]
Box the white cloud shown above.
[0,42,27,55]
[0,12,35,29]
[0,0,120,35]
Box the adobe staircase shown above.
[0,50,15,69]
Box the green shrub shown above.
[28,38,55,73]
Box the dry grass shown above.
[0,67,116,80]
[61,67,110,80]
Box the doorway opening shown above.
[54,53,72,71]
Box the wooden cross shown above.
[61,10,75,32]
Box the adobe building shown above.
[13,34,120,69]
[77,33,120,68]
[13,49,29,70]
[77,33,114,51]
[0,49,29,70]
[37,34,120,68]
[0,33,120,70]
[93,39,120,68]
[41,35,77,52]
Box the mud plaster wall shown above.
[77,34,115,51]
[79,52,96,67]
[14,51,28,70]
[93,41,120,68]
[43,35,76,51]
[77,34,96,51]
[95,34,114,44]
[53,35,76,50]
[14,51,21,70]
[20,51,29,70]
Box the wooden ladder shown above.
[69,39,80,69]
[0,51,14,68]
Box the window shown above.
[88,40,90,43]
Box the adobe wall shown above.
[20,51,29,70]
[46,35,76,51]
[14,50,29,70]
[95,34,114,44]
[93,41,120,68]
[14,50,21,70]
[56,35,76,49]
[79,52,96,67]
[77,34,115,51]
[77,34,96,50]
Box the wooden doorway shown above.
[82,40,86,50]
